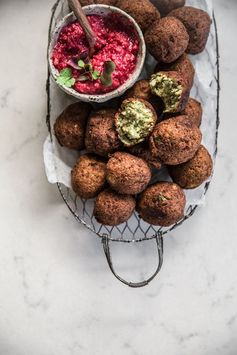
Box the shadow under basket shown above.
[46,0,220,288]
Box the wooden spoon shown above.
[68,0,97,56]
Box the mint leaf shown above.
[56,68,75,88]
[78,59,85,68]
[91,70,100,81]
[64,77,76,87]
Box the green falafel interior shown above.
[116,100,156,146]
[150,73,182,113]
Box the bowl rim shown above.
[48,4,146,103]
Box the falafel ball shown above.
[150,0,186,16]
[137,182,186,226]
[79,0,118,6]
[54,102,92,150]
[150,71,190,113]
[124,80,152,102]
[71,154,107,199]
[117,0,161,33]
[163,97,203,127]
[115,98,157,147]
[94,188,136,226]
[123,80,164,115]
[149,115,202,165]
[181,98,203,127]
[128,143,162,170]
[168,145,213,189]
[155,53,195,90]
[168,6,211,54]
[106,152,152,195]
[85,108,121,157]
[145,17,189,63]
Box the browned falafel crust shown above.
[124,80,152,102]
[71,154,107,199]
[106,152,152,195]
[181,98,203,127]
[54,102,92,150]
[117,0,161,33]
[85,108,121,157]
[94,188,136,226]
[149,115,202,165]
[137,182,186,226]
[155,53,195,90]
[168,145,213,189]
[128,143,162,169]
[168,6,211,54]
[145,17,189,63]
[123,80,164,114]
[150,0,185,16]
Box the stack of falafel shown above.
[54,1,213,227]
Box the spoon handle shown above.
[68,0,97,55]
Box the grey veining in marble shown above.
[0,0,237,355]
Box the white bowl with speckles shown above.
[48,5,146,103]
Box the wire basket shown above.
[46,0,220,287]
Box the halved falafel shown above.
[71,154,107,199]
[150,71,190,113]
[168,145,213,189]
[106,152,152,195]
[137,182,186,226]
[115,98,157,147]
[163,97,203,127]
[149,115,202,165]
[150,0,186,16]
[155,53,195,90]
[94,188,136,226]
[145,17,189,63]
[168,6,211,54]
[117,0,160,33]
[54,102,92,150]
[85,108,121,157]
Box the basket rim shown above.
[46,0,220,243]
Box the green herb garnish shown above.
[77,75,89,82]
[56,68,75,88]
[91,70,100,81]
[78,59,86,68]
[155,136,162,142]
[57,56,116,88]
[100,61,116,87]
[158,194,168,202]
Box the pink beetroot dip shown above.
[52,13,140,95]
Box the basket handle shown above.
[102,233,164,288]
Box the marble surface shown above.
[0,0,237,354]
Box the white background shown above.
[0,0,237,354]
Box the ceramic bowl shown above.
[48,5,146,103]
